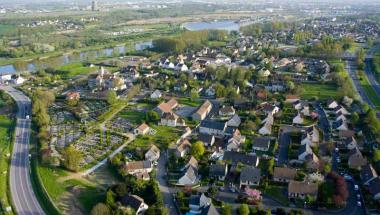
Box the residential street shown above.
[0,86,45,215]
[156,152,178,215]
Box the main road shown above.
[0,86,45,215]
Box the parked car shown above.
[344,174,353,181]
[357,194,361,200]
[354,185,359,191]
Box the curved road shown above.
[0,86,45,215]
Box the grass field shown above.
[358,74,380,111]
[37,165,104,212]
[0,115,14,212]
[119,110,145,125]
[301,83,338,100]
[131,125,182,150]
[177,97,202,107]
[0,24,16,36]
[57,62,97,78]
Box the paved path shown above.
[1,86,45,215]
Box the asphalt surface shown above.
[1,86,45,215]
[156,152,178,215]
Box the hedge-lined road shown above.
[0,86,45,215]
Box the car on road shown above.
[354,185,359,191]
[357,201,362,207]
[336,158,341,163]
[357,194,361,200]
[335,148,339,152]
[344,174,353,181]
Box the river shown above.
[182,20,240,32]
[0,40,153,74]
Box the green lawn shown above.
[358,74,380,111]
[0,115,14,211]
[264,185,289,206]
[37,166,68,202]
[131,125,182,150]
[57,62,97,78]
[119,110,146,125]
[177,97,202,107]
[301,83,338,100]
[207,41,227,47]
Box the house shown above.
[182,156,198,171]
[192,100,213,121]
[288,181,318,199]
[120,194,149,215]
[11,75,25,84]
[298,144,313,161]
[155,98,178,116]
[175,63,189,72]
[273,167,297,183]
[335,119,348,131]
[293,112,304,124]
[178,165,198,185]
[209,164,228,181]
[145,145,160,162]
[360,164,378,185]
[198,134,215,147]
[175,139,192,157]
[262,103,280,115]
[121,65,140,80]
[305,153,320,172]
[344,137,358,150]
[189,194,219,215]
[336,112,347,122]
[199,120,227,137]
[348,148,367,170]
[135,172,150,181]
[258,69,271,77]
[160,112,186,127]
[259,114,274,136]
[222,151,259,167]
[339,130,355,139]
[327,99,339,109]
[219,106,235,117]
[124,160,153,175]
[88,67,126,91]
[226,129,245,151]
[227,114,241,127]
[66,91,80,100]
[334,105,349,115]
[252,137,271,152]
[134,123,150,135]
[367,177,380,201]
[293,100,309,111]
[150,90,162,99]
[205,87,216,97]
[239,167,261,188]
[173,83,188,91]
[300,126,320,147]
[285,95,300,103]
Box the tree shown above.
[107,90,118,105]
[145,111,160,123]
[238,204,250,215]
[207,186,219,199]
[221,204,232,215]
[323,163,332,174]
[91,203,111,215]
[190,88,199,101]
[106,190,117,208]
[191,141,205,160]
[62,145,83,172]
[373,150,380,163]
[351,112,359,125]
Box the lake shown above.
[0,40,153,74]
[182,20,240,32]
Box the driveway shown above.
[156,152,178,215]
[277,125,302,165]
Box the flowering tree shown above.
[245,187,262,201]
